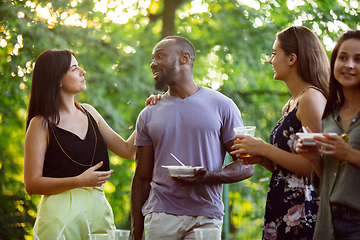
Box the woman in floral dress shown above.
[230,26,330,239]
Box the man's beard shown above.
[154,75,171,91]
[154,61,177,91]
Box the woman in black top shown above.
[24,49,137,239]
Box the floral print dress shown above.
[262,102,320,240]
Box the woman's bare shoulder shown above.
[300,88,327,106]
[28,115,48,129]
[26,115,49,140]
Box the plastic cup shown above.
[233,126,256,157]
[233,126,256,136]
[106,229,130,240]
[89,233,108,240]
[194,228,219,240]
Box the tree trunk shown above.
[161,0,183,39]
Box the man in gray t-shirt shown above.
[131,36,254,240]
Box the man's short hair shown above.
[163,36,196,63]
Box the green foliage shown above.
[0,192,36,240]
[0,0,359,239]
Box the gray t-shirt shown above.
[135,87,243,220]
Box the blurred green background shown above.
[0,0,358,239]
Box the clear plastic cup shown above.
[233,126,256,157]
[194,228,219,240]
[89,233,108,240]
[106,229,130,240]
[233,126,256,136]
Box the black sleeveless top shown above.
[43,108,110,178]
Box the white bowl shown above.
[296,133,323,145]
[296,132,337,145]
[162,165,203,177]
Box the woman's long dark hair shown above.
[26,49,75,130]
[277,26,330,96]
[323,30,360,118]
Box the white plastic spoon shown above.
[302,126,308,133]
[170,153,186,167]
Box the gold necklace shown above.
[50,111,97,167]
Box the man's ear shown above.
[289,53,298,66]
[180,52,190,64]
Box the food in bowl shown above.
[296,132,337,145]
[162,165,203,177]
